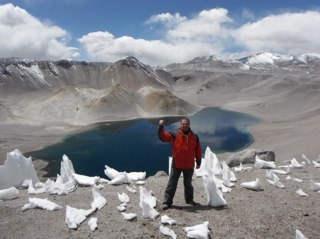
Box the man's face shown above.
[180,119,190,131]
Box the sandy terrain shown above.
[220,101,320,163]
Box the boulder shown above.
[154,171,168,177]
[226,149,275,167]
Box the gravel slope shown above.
[0,161,319,239]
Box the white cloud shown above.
[2,4,319,65]
[145,12,186,26]
[0,3,79,60]
[234,11,320,54]
[79,8,320,66]
[78,31,217,66]
[79,9,232,66]
[167,8,232,40]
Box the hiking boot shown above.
[186,201,200,206]
[161,203,171,210]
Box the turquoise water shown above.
[27,108,260,178]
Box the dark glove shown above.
[196,159,201,168]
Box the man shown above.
[158,117,202,210]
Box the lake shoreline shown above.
[1,101,320,180]
[21,108,258,179]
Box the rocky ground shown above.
[0,157,319,239]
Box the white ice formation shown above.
[202,174,227,207]
[195,150,229,207]
[0,149,40,190]
[65,185,106,229]
[266,172,285,189]
[117,205,126,212]
[240,178,262,191]
[104,165,120,179]
[222,161,236,187]
[0,151,104,199]
[312,160,320,168]
[205,147,222,176]
[91,185,107,210]
[0,187,19,201]
[28,181,46,195]
[139,186,159,219]
[233,163,253,172]
[22,197,62,211]
[136,180,146,185]
[196,147,222,177]
[127,172,146,181]
[108,173,131,185]
[159,225,177,239]
[254,155,276,169]
[296,189,308,197]
[65,205,94,229]
[118,192,130,203]
[44,154,79,195]
[104,164,145,183]
[290,158,304,168]
[293,178,303,183]
[267,168,290,176]
[161,215,176,225]
[73,173,100,186]
[121,212,137,221]
[296,229,309,239]
[301,154,311,164]
[183,221,209,239]
[88,217,98,231]
[126,185,137,193]
[310,180,320,192]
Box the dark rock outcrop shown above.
[226,149,275,167]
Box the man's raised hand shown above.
[159,119,165,126]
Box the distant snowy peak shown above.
[187,55,222,64]
[168,52,320,73]
[167,54,245,71]
[237,52,320,73]
[293,53,320,64]
[238,52,320,66]
[238,52,286,65]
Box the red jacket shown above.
[158,126,202,169]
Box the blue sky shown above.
[0,0,320,66]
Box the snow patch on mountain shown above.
[173,52,320,73]
[244,52,282,65]
[239,52,320,69]
[19,64,51,86]
[294,53,320,64]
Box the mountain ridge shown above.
[0,56,199,125]
[1,53,320,126]
[166,52,320,73]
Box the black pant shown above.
[163,167,194,205]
